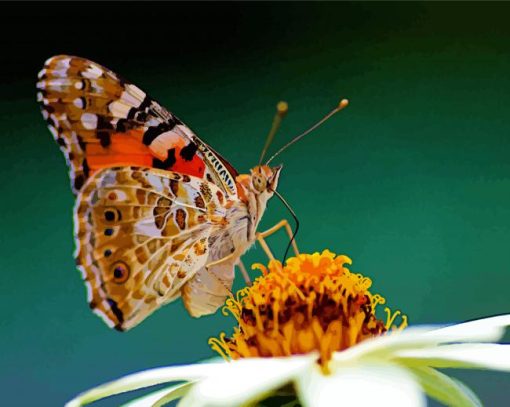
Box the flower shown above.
[66,251,510,407]
[209,250,406,371]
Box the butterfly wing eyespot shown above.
[111,261,130,284]
[103,207,121,222]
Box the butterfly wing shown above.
[76,166,228,330]
[37,55,238,196]
[181,236,237,317]
[38,55,244,329]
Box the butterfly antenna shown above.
[265,98,349,165]
[259,101,289,165]
[271,188,300,264]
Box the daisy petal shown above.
[178,355,315,407]
[427,314,510,343]
[295,362,425,407]
[122,382,193,407]
[407,366,482,407]
[395,343,510,371]
[332,327,438,363]
[333,314,510,364]
[65,363,224,407]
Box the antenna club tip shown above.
[277,101,289,116]
[338,99,349,109]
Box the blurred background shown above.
[1,3,509,405]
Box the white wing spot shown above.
[53,57,71,69]
[81,113,98,130]
[149,130,183,160]
[82,65,102,79]
[109,100,131,117]
[49,126,58,139]
[52,68,68,78]
[135,219,163,237]
[120,90,142,108]
[73,98,84,109]
[126,84,146,101]
[147,174,165,192]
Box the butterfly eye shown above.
[111,261,130,284]
[104,208,122,222]
[252,175,267,192]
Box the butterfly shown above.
[37,55,281,331]
[37,55,348,331]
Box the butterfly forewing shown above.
[37,55,237,196]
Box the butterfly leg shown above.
[205,252,237,271]
[256,219,300,260]
[236,259,251,286]
[203,252,253,290]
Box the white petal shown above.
[122,382,193,407]
[332,327,436,364]
[65,362,224,407]
[295,362,425,407]
[333,314,510,365]
[178,355,316,407]
[407,366,482,407]
[428,314,510,343]
[395,343,510,371]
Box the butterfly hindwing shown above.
[75,166,227,330]
[181,256,236,318]
[37,55,238,196]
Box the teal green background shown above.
[1,3,510,405]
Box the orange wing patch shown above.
[86,129,153,173]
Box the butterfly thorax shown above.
[217,165,282,256]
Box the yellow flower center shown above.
[209,250,407,369]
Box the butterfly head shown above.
[249,164,282,196]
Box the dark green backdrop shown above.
[1,3,509,406]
